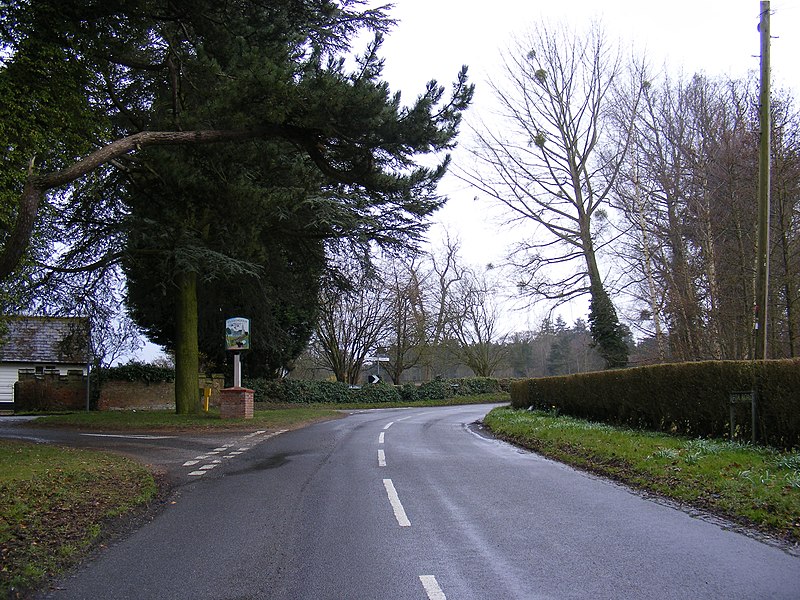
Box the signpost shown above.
[225,317,250,387]
[220,317,254,419]
[365,356,389,384]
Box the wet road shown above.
[3,407,799,599]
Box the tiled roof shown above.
[0,316,90,364]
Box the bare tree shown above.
[446,265,508,377]
[381,255,427,384]
[311,265,391,385]
[459,20,642,368]
[414,235,465,380]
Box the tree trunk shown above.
[174,270,200,415]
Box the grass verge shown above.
[0,441,158,597]
[29,405,344,431]
[483,406,800,545]
[27,394,508,431]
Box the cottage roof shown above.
[0,316,90,364]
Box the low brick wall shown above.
[98,380,174,411]
[98,374,224,411]
[15,370,87,411]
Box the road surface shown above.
[3,406,798,599]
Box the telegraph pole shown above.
[754,1,771,360]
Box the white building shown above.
[0,316,90,411]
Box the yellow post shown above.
[204,387,211,412]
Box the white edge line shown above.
[382,478,411,527]
[419,575,447,600]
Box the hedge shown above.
[97,362,175,384]
[510,359,800,448]
[244,376,508,405]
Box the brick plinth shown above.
[219,387,254,419]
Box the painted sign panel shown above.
[225,317,251,350]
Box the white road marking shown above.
[397,414,420,422]
[419,575,447,600]
[80,434,174,440]
[183,430,287,475]
[378,449,386,467]
[383,422,394,430]
[378,432,385,444]
[383,479,411,527]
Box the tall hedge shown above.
[510,359,800,448]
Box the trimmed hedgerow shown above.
[510,359,800,448]
[245,377,507,405]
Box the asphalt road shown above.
[4,406,799,599]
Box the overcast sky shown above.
[370,0,800,328]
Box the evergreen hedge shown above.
[245,376,507,405]
[98,362,175,384]
[510,359,800,448]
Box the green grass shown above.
[484,406,800,544]
[0,441,157,596]
[31,405,344,431]
[29,393,508,430]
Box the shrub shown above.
[418,379,449,400]
[99,361,174,384]
[354,383,401,403]
[248,376,507,405]
[399,383,420,403]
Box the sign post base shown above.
[220,386,254,419]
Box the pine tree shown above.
[588,285,630,368]
[0,1,473,412]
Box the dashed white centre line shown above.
[419,575,447,600]
[378,449,386,467]
[378,432,385,444]
[382,478,411,527]
[383,422,394,430]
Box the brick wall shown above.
[14,371,225,412]
[97,374,225,411]
[97,380,175,411]
[14,370,87,411]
